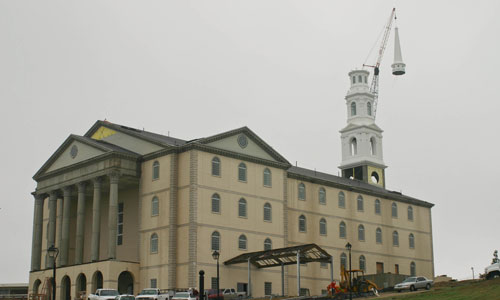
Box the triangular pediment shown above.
[34,135,111,178]
[198,127,289,164]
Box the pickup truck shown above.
[88,289,120,300]
[222,289,245,300]
[136,289,175,300]
[485,262,500,279]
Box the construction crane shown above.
[363,8,405,119]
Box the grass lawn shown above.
[377,278,500,300]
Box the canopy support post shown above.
[281,262,285,296]
[247,258,252,298]
[297,251,301,296]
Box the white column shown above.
[75,182,87,264]
[91,177,102,262]
[108,171,120,259]
[30,194,45,271]
[56,193,63,267]
[60,186,72,266]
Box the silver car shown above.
[394,276,433,292]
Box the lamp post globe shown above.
[47,245,59,300]
[212,251,220,300]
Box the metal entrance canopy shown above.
[224,243,333,296]
[225,243,331,268]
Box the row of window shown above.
[338,254,417,276]
[299,189,415,221]
[298,216,416,248]
[153,160,414,220]
[210,231,272,251]
[149,231,272,254]
[154,158,273,185]
[350,101,372,117]
[212,157,273,186]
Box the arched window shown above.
[338,192,345,208]
[298,183,306,200]
[264,238,272,251]
[211,231,220,251]
[358,224,365,241]
[150,233,158,253]
[211,193,220,213]
[238,234,247,250]
[263,168,272,187]
[299,215,306,232]
[357,195,364,211]
[339,221,346,238]
[152,161,160,180]
[408,206,414,221]
[212,157,221,176]
[238,163,247,182]
[151,196,159,216]
[392,203,398,218]
[370,137,376,155]
[351,102,357,116]
[374,199,381,215]
[319,218,327,235]
[367,102,372,116]
[393,231,399,246]
[359,255,366,271]
[340,253,347,270]
[319,187,326,205]
[376,228,382,244]
[238,198,247,218]
[410,262,416,276]
[409,233,415,249]
[350,138,358,156]
[263,203,272,222]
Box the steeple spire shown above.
[392,27,406,75]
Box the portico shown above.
[29,135,141,298]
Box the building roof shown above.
[85,120,187,147]
[288,166,434,208]
[224,243,331,268]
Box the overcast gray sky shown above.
[1,0,499,283]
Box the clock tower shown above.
[339,69,387,188]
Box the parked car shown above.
[88,289,120,300]
[222,289,245,300]
[204,289,223,300]
[171,292,197,300]
[116,295,135,300]
[394,276,433,292]
[136,289,175,300]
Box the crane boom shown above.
[364,8,397,119]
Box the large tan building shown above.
[28,71,433,300]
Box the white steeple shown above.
[392,27,406,75]
[339,69,387,187]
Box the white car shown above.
[88,289,120,300]
[394,276,433,292]
[171,292,196,300]
[115,295,135,300]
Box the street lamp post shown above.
[345,243,352,300]
[212,251,220,300]
[47,245,59,300]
